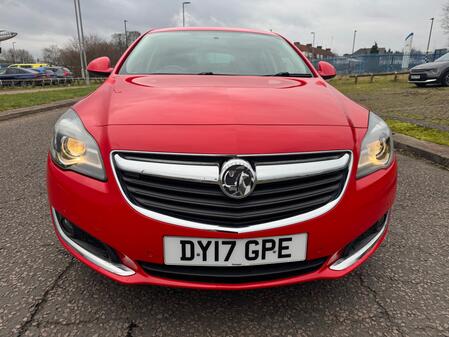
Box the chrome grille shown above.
[112,151,351,229]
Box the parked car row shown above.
[8,63,50,69]
[0,63,73,87]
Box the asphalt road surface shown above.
[1,108,448,337]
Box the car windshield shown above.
[119,31,313,76]
[435,52,449,62]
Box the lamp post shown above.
[73,0,84,79]
[12,41,16,63]
[425,17,435,60]
[77,0,89,84]
[310,31,316,48]
[124,19,128,47]
[351,29,357,54]
[74,0,89,84]
[182,2,191,27]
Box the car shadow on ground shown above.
[48,252,384,335]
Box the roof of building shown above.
[353,47,387,55]
[294,42,335,57]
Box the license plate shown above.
[164,234,307,266]
[410,75,421,80]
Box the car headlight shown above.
[357,112,394,179]
[50,109,106,181]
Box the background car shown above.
[32,67,58,85]
[8,63,50,69]
[47,66,74,84]
[408,52,449,87]
[0,67,43,86]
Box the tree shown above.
[54,34,124,75]
[111,31,141,54]
[42,45,62,65]
[111,33,126,54]
[443,1,449,36]
[370,42,379,54]
[1,48,34,63]
[41,31,141,75]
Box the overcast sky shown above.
[1,0,448,58]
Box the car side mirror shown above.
[317,61,336,80]
[87,56,113,77]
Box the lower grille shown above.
[55,210,121,264]
[410,69,428,74]
[113,151,351,228]
[340,213,388,259]
[139,258,327,284]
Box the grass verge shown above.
[0,85,99,112]
[387,119,449,147]
[330,74,411,95]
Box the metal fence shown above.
[0,77,105,89]
[312,50,447,75]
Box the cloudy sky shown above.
[1,0,448,58]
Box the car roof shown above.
[147,27,277,37]
[13,68,38,73]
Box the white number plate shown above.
[164,234,307,267]
[410,75,421,79]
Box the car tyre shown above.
[441,71,449,87]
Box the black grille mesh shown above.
[139,257,328,284]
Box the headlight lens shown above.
[50,109,106,181]
[357,112,394,179]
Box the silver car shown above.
[409,52,449,87]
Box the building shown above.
[293,42,335,59]
[353,47,387,55]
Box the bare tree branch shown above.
[443,1,449,35]
[41,32,140,76]
[0,48,34,63]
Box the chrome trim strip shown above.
[110,150,353,233]
[114,152,349,184]
[256,153,350,183]
[114,154,219,183]
[111,149,350,158]
[329,212,389,271]
[52,208,135,276]
[408,78,437,83]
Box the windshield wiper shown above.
[197,72,240,76]
[265,72,313,78]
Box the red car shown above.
[47,27,397,290]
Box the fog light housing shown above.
[330,212,389,271]
[52,209,135,276]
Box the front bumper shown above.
[408,73,438,83]
[47,155,397,290]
